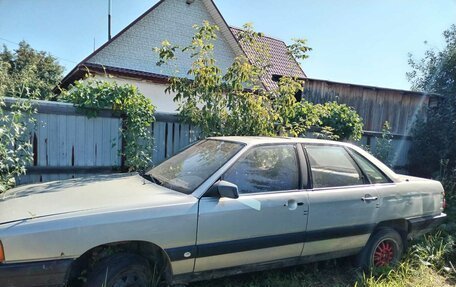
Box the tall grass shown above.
[358,229,455,287]
[191,199,456,287]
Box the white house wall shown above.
[87,0,237,79]
[94,75,178,113]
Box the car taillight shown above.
[0,241,4,263]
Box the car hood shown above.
[0,173,194,224]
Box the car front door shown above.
[194,144,309,272]
[301,144,380,256]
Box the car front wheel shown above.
[357,228,404,270]
[84,253,153,287]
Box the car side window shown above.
[305,145,364,188]
[223,145,299,194]
[349,150,391,184]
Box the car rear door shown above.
[301,144,380,256]
[194,144,309,272]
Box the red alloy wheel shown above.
[373,240,395,267]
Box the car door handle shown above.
[284,200,305,210]
[361,195,378,202]
[284,200,305,206]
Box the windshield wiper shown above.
[141,174,163,186]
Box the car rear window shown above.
[349,150,391,184]
[305,145,364,188]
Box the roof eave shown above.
[55,63,170,93]
[58,0,169,90]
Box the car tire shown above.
[356,228,404,270]
[83,252,153,287]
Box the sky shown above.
[0,0,455,91]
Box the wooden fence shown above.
[358,131,411,171]
[5,96,414,185]
[4,98,200,185]
[151,115,200,163]
[302,78,443,171]
[303,78,437,136]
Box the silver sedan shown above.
[0,137,447,287]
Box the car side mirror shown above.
[214,180,239,199]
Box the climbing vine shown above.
[61,76,156,171]
[0,98,36,192]
[0,61,37,192]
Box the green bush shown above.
[0,42,65,192]
[0,41,63,100]
[317,101,363,141]
[373,122,393,166]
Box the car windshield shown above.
[145,139,244,194]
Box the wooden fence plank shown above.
[173,122,180,154]
[101,118,111,166]
[94,118,104,166]
[180,124,189,149]
[47,114,58,166]
[110,118,121,166]
[166,122,173,158]
[152,123,157,163]
[81,117,91,167]
[37,114,48,166]
[153,121,166,163]
[57,115,67,166]
[66,115,76,167]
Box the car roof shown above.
[208,136,399,182]
[208,136,353,146]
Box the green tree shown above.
[155,22,363,140]
[0,57,37,193]
[0,42,62,192]
[408,24,456,177]
[0,41,64,100]
[156,22,279,137]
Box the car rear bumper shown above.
[0,258,73,287]
[407,213,447,239]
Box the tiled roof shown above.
[230,27,307,90]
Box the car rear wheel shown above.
[84,253,153,287]
[356,228,404,270]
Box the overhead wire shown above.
[0,36,78,64]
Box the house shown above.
[59,0,309,110]
[59,0,437,169]
[60,0,241,113]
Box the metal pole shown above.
[108,0,112,40]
